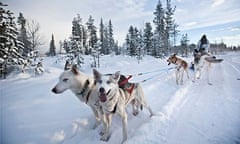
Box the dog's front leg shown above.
[180,70,184,85]
[176,70,180,85]
[131,99,139,116]
[206,62,212,85]
[100,113,112,141]
[90,106,101,129]
[121,110,128,144]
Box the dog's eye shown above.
[98,80,102,84]
[107,80,111,84]
[63,78,68,82]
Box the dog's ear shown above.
[71,65,79,75]
[93,69,101,80]
[112,71,121,82]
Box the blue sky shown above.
[3,0,240,52]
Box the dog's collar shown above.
[76,79,92,104]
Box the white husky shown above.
[51,66,102,129]
[93,69,153,144]
[193,54,222,85]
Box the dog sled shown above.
[205,56,223,63]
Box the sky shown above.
[2,0,240,52]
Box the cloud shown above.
[185,22,198,27]
[215,34,240,46]
[231,27,240,31]
[211,0,225,8]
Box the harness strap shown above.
[125,83,135,95]
[76,79,92,104]
[119,75,132,86]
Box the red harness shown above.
[118,75,135,95]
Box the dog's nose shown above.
[99,87,105,93]
[52,87,57,93]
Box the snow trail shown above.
[1,53,240,144]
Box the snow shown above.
[1,53,240,144]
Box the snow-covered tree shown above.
[153,0,166,58]
[86,15,97,54]
[62,39,70,53]
[108,20,114,54]
[136,29,144,63]
[99,18,104,54]
[126,25,136,56]
[165,0,176,55]
[143,22,153,55]
[0,3,24,78]
[17,12,31,57]
[172,23,180,53]
[71,14,86,53]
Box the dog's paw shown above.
[132,111,139,116]
[100,135,111,142]
[208,82,213,85]
[99,131,104,136]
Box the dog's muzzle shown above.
[99,87,111,103]
[52,87,57,93]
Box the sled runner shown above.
[205,57,223,63]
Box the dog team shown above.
[52,35,222,143]
[52,66,154,143]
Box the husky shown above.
[93,69,153,144]
[167,54,189,85]
[51,66,102,129]
[192,53,222,85]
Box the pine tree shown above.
[153,0,166,58]
[71,14,85,54]
[172,24,180,53]
[0,3,24,78]
[17,12,31,57]
[180,33,189,57]
[136,29,144,63]
[86,15,97,54]
[143,22,153,55]
[63,39,70,53]
[99,18,104,54]
[48,34,56,56]
[165,0,176,55]
[108,20,114,54]
[126,25,136,56]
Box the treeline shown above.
[1,1,239,78]
[59,0,179,66]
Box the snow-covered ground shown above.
[1,53,240,144]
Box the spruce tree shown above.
[17,12,31,57]
[71,14,85,54]
[0,3,24,77]
[48,34,56,56]
[99,18,104,54]
[153,0,165,58]
[108,20,114,54]
[143,22,153,55]
[86,15,97,54]
[165,0,176,55]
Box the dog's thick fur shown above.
[93,69,153,144]
[167,54,189,85]
[51,66,102,129]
